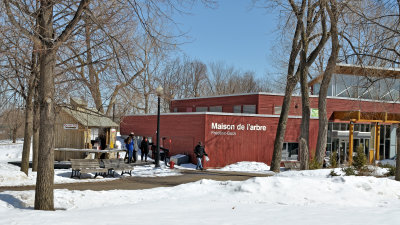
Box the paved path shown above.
[0,170,273,192]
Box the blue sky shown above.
[172,0,279,79]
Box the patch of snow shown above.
[211,161,273,174]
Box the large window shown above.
[315,73,400,101]
[243,105,256,114]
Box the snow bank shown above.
[1,174,400,225]
[211,161,273,174]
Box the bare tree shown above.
[207,61,271,95]
[270,0,329,172]
[4,0,90,210]
[315,0,339,166]
[1,103,24,143]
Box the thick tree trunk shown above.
[270,76,298,172]
[270,20,302,172]
[298,41,310,170]
[315,1,339,166]
[34,0,55,210]
[35,49,56,210]
[20,87,34,175]
[299,60,310,170]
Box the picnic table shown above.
[70,159,109,178]
[70,158,136,178]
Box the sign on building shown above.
[63,124,78,130]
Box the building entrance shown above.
[332,137,370,164]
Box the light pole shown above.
[155,86,163,167]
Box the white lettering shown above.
[211,122,266,132]
[211,131,236,136]
[211,122,235,130]
[247,124,267,131]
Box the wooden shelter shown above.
[54,98,119,161]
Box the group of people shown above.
[124,132,150,163]
[125,132,208,170]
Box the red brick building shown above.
[121,65,400,168]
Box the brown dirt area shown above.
[0,170,272,192]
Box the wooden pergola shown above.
[332,111,400,164]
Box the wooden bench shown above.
[70,159,109,178]
[102,159,134,176]
[283,161,301,170]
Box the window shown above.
[196,107,208,112]
[173,107,178,112]
[282,142,299,160]
[233,105,241,113]
[243,105,256,114]
[333,123,340,131]
[365,124,370,132]
[274,106,282,114]
[209,106,222,112]
[354,124,360,132]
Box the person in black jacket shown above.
[194,141,207,170]
[140,136,149,162]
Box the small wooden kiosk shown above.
[54,98,119,161]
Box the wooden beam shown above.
[333,111,400,123]
[375,125,381,161]
[349,122,354,165]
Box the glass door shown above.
[339,139,349,163]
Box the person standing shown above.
[127,132,135,163]
[140,136,149,162]
[133,135,138,163]
[194,141,207,170]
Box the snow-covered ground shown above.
[1,140,400,225]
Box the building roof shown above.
[63,107,119,128]
[309,64,400,86]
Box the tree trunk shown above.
[395,126,400,181]
[270,20,303,172]
[85,17,104,114]
[20,86,34,175]
[315,0,339,166]
[299,49,310,170]
[32,83,40,172]
[12,128,17,143]
[21,39,39,175]
[270,76,298,172]
[34,0,55,210]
